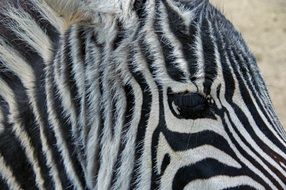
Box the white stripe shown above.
[236,53,286,144]
[85,35,103,188]
[0,38,63,189]
[45,58,84,190]
[0,153,23,190]
[159,142,243,189]
[229,50,286,159]
[144,2,175,84]
[97,36,123,190]
[0,107,3,133]
[219,52,283,189]
[59,25,87,173]
[111,51,143,190]
[236,40,286,139]
[228,51,286,174]
[158,133,242,172]
[54,28,78,139]
[193,14,204,88]
[69,25,86,143]
[3,6,52,62]
[133,2,172,188]
[165,0,198,29]
[214,39,277,189]
[132,46,159,190]
[0,39,35,89]
[224,116,278,190]
[158,1,190,81]
[184,175,265,190]
[30,0,65,32]
[0,79,45,190]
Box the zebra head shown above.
[49,0,286,189]
[0,0,286,189]
[85,0,286,189]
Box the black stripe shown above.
[230,47,285,149]
[77,25,88,66]
[75,25,89,163]
[0,13,44,73]
[236,53,286,143]
[138,36,157,78]
[154,0,186,82]
[63,27,87,174]
[128,48,153,189]
[0,130,36,190]
[162,0,200,80]
[133,0,147,19]
[43,42,75,189]
[0,177,9,190]
[215,28,274,189]
[32,41,56,190]
[19,0,60,43]
[110,86,117,139]
[222,108,273,189]
[79,26,90,164]
[90,36,105,184]
[49,59,86,188]
[225,49,286,186]
[132,0,148,40]
[139,34,162,189]
[0,96,18,190]
[0,66,54,189]
[151,85,164,190]
[173,158,244,190]
[0,1,73,187]
[0,90,9,129]
[112,20,125,50]
[0,6,66,188]
[223,186,257,190]
[65,27,81,120]
[110,84,134,189]
[201,12,217,95]
[160,154,170,176]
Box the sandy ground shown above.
[210,0,286,127]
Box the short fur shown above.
[0,0,286,189]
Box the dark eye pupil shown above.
[174,93,206,110]
[167,88,214,120]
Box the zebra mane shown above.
[44,0,209,26]
[43,0,136,24]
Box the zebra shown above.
[0,0,286,189]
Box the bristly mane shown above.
[43,0,209,27]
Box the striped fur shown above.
[0,0,286,189]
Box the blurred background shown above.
[210,0,286,127]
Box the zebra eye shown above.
[167,88,213,120]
